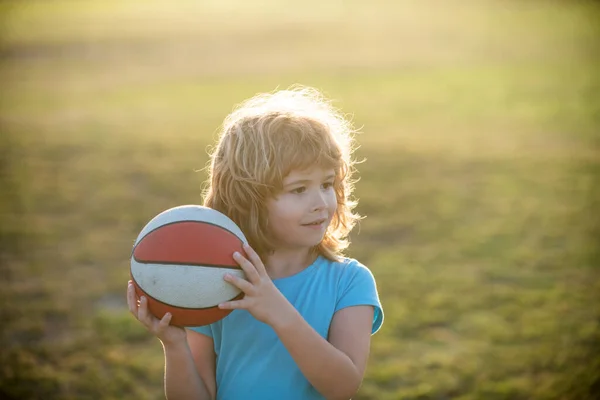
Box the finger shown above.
[233,251,260,283]
[138,296,153,326]
[158,312,172,331]
[243,244,268,276]
[218,298,250,310]
[224,273,255,294]
[127,281,138,317]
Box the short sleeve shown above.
[335,260,384,334]
[188,324,213,338]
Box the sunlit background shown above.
[1,0,599,399]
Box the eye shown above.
[291,186,306,194]
[322,182,334,190]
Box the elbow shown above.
[327,387,361,400]
[326,372,363,400]
[328,392,359,400]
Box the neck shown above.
[263,247,318,280]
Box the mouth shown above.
[302,218,327,227]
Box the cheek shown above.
[326,191,338,212]
[267,198,298,224]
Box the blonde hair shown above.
[202,86,361,261]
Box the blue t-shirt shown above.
[189,256,384,400]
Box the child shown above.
[127,86,384,400]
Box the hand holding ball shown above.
[130,205,247,326]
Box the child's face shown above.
[266,166,338,251]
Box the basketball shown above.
[130,205,247,327]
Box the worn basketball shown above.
[130,205,247,327]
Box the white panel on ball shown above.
[131,260,245,308]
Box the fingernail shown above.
[243,243,249,249]
[233,251,240,257]
[223,273,231,279]
[141,296,146,302]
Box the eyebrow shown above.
[284,174,335,187]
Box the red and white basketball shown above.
[130,205,247,327]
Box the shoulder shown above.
[328,257,384,334]
[312,256,378,293]
[319,256,376,280]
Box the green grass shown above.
[1,0,599,399]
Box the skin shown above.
[127,166,375,400]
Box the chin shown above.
[308,237,326,248]
[288,239,324,250]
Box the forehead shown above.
[283,166,336,183]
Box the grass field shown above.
[1,0,599,399]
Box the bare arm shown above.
[163,339,212,400]
[126,282,215,400]
[186,329,217,400]
[273,305,374,400]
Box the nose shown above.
[311,190,327,212]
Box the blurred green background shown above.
[1,0,599,399]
